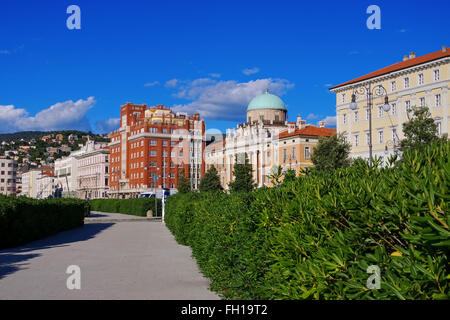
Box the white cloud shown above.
[242,67,260,76]
[324,83,333,87]
[144,81,160,87]
[170,78,294,121]
[0,50,10,55]
[96,118,120,133]
[209,73,221,78]
[399,29,407,33]
[306,113,320,120]
[321,116,337,127]
[165,79,179,88]
[0,97,95,133]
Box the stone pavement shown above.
[0,212,219,300]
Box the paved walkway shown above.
[0,212,219,300]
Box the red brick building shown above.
[108,103,205,198]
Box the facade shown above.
[54,150,82,197]
[36,170,55,199]
[108,103,206,198]
[205,91,336,189]
[0,157,18,195]
[330,46,449,160]
[75,140,110,199]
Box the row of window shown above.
[0,163,17,168]
[0,171,15,176]
[342,94,442,124]
[281,147,311,162]
[346,122,442,147]
[341,70,441,103]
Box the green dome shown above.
[247,91,287,112]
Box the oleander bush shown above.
[90,198,162,217]
[0,196,88,249]
[165,141,449,300]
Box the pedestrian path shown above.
[0,212,219,300]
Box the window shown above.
[304,147,310,159]
[150,140,156,146]
[275,115,279,122]
[391,81,396,92]
[419,97,425,107]
[378,130,384,144]
[418,73,424,85]
[391,103,396,115]
[163,140,168,146]
[404,77,409,89]
[248,116,252,123]
[436,122,442,136]
[292,147,296,160]
[434,69,440,81]
[435,94,441,107]
[366,132,371,146]
[354,111,358,122]
[178,151,183,157]
[283,149,287,163]
[162,129,167,134]
[267,151,270,161]
[141,141,144,146]
[365,107,370,120]
[342,93,346,103]
[150,150,157,156]
[405,100,411,113]
[171,141,176,146]
[392,128,397,141]
[354,135,359,147]
[342,113,347,125]
[378,106,383,118]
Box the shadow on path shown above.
[0,223,114,280]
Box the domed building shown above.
[246,90,287,124]
[205,90,335,189]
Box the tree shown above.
[267,165,283,187]
[400,106,444,151]
[311,134,351,171]
[199,165,222,192]
[283,168,297,185]
[177,168,191,194]
[229,153,255,192]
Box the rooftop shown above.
[330,46,449,90]
[279,125,336,138]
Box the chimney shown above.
[319,120,325,128]
[409,52,416,59]
[296,114,302,128]
[443,45,447,53]
[403,55,409,61]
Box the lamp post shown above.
[349,84,391,166]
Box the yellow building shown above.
[330,46,449,161]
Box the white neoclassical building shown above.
[205,91,335,189]
[75,140,110,199]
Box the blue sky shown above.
[0,0,449,134]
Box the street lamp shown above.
[349,84,390,166]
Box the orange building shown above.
[108,103,205,198]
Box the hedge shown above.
[0,196,89,249]
[90,198,162,217]
[165,142,449,300]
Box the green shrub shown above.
[0,196,87,249]
[90,198,162,216]
[165,142,449,299]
